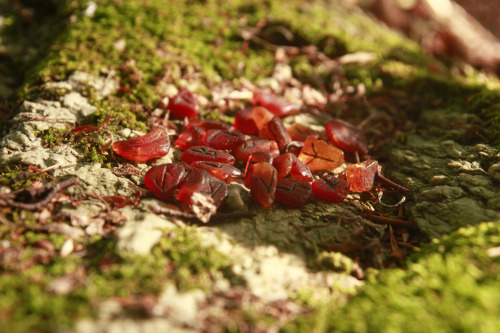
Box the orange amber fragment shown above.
[287,123,321,142]
[298,136,344,171]
[345,160,378,192]
[191,161,242,183]
[325,119,368,155]
[112,128,170,162]
[275,178,312,207]
[234,107,258,135]
[268,117,291,151]
[181,146,235,166]
[144,162,191,200]
[250,162,277,208]
[233,139,280,162]
[252,106,274,139]
[244,152,273,186]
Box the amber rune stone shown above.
[325,119,368,155]
[191,161,242,183]
[177,168,227,207]
[144,162,191,200]
[298,136,344,171]
[112,127,170,162]
[312,175,350,202]
[250,162,277,208]
[275,178,312,207]
[181,145,235,166]
[346,160,378,192]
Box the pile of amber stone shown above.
[112,89,382,212]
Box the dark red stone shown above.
[188,120,232,131]
[250,162,277,208]
[244,152,273,186]
[144,162,191,200]
[201,129,245,150]
[191,161,242,183]
[181,146,236,166]
[275,178,312,207]
[177,168,227,207]
[312,175,350,202]
[234,107,258,135]
[268,116,292,151]
[112,127,170,162]
[233,139,280,162]
[345,160,378,192]
[325,119,368,155]
[287,123,321,142]
[168,89,199,120]
[252,92,300,117]
[174,125,206,150]
[289,154,313,182]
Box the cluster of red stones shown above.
[112,89,382,212]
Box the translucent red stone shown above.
[325,119,368,155]
[275,178,312,207]
[144,162,191,200]
[250,162,277,208]
[191,161,242,183]
[201,129,245,150]
[253,92,300,117]
[312,175,350,202]
[112,127,170,162]
[252,106,274,139]
[188,120,232,131]
[234,107,258,135]
[181,145,235,166]
[287,123,321,142]
[298,136,344,171]
[289,154,313,182]
[174,125,206,150]
[244,152,273,186]
[177,168,227,207]
[168,89,199,120]
[267,116,291,151]
[273,153,293,179]
[233,139,280,162]
[345,160,378,192]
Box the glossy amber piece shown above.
[253,92,300,117]
[244,152,273,186]
[252,106,274,139]
[181,145,235,166]
[234,107,258,135]
[289,154,313,182]
[298,136,344,171]
[273,153,293,179]
[191,161,242,183]
[275,178,312,207]
[287,123,321,142]
[168,89,199,120]
[178,168,227,207]
[112,127,170,162]
[233,139,280,162]
[312,175,350,202]
[250,162,277,208]
[144,162,191,200]
[325,119,368,155]
[174,125,206,150]
[188,120,232,131]
[268,116,291,151]
[201,129,245,150]
[345,160,378,192]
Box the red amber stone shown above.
[144,162,191,200]
[233,139,280,162]
[201,129,245,150]
[174,125,206,150]
[298,136,344,171]
[289,154,313,182]
[178,168,227,207]
[273,153,293,179]
[168,89,199,120]
[252,106,274,139]
[312,175,350,202]
[234,107,258,135]
[188,120,232,131]
[244,152,273,186]
[181,145,236,166]
[268,117,291,151]
[253,92,300,117]
[250,162,277,208]
[191,161,242,183]
[325,119,368,155]
[345,160,378,192]
[275,178,312,207]
[287,123,321,142]
[112,127,170,162]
